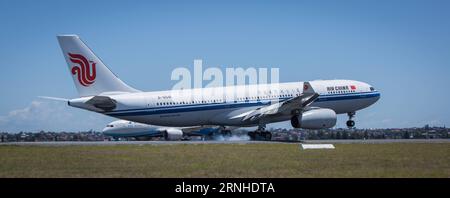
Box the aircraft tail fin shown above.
[57,35,140,97]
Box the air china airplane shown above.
[102,120,224,141]
[54,35,380,141]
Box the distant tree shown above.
[402,132,410,139]
[336,131,342,139]
[330,132,336,139]
[317,130,325,139]
[342,131,349,139]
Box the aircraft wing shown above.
[239,82,319,122]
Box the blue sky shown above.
[0,0,449,132]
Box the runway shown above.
[0,139,449,146]
[0,140,288,146]
[302,139,450,144]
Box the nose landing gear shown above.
[346,112,355,128]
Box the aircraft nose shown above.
[374,92,381,101]
[102,127,115,136]
[368,83,381,103]
[360,81,381,104]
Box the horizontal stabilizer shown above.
[38,96,69,102]
[85,96,117,111]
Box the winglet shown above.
[303,81,315,95]
[301,82,319,107]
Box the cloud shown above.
[0,100,113,133]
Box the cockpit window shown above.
[370,87,375,91]
[106,125,114,127]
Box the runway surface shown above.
[303,139,450,144]
[0,139,449,146]
[0,140,284,146]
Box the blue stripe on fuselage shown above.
[105,92,380,117]
[103,130,162,138]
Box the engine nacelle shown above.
[291,108,337,129]
[163,128,183,140]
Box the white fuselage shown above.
[102,120,163,137]
[102,120,220,138]
[71,79,379,127]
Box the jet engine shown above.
[291,108,337,129]
[163,128,184,140]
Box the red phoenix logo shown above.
[69,53,96,87]
[303,84,309,90]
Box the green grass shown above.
[0,143,449,177]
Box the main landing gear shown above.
[248,125,272,141]
[346,112,355,128]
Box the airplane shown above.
[102,120,226,141]
[54,35,380,141]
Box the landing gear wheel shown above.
[248,132,256,140]
[346,120,355,128]
[248,131,272,141]
[346,112,356,129]
[264,132,272,141]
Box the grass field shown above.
[0,143,449,177]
